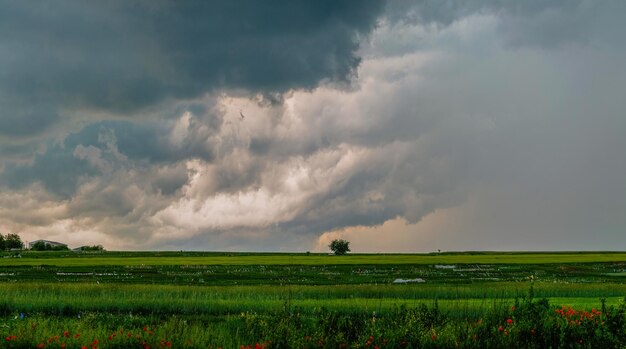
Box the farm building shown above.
[28,239,68,249]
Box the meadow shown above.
[1,251,626,348]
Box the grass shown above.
[4,251,626,266]
[1,251,626,347]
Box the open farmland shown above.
[1,252,626,348]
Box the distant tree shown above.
[329,239,350,255]
[80,245,104,252]
[4,234,24,250]
[31,241,69,251]
[31,241,50,251]
[0,234,5,251]
[52,244,69,251]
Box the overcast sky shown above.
[1,0,625,252]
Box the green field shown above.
[4,251,626,266]
[1,251,626,348]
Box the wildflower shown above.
[37,343,45,348]
[530,329,536,335]
[61,343,66,349]
[511,306,516,311]
[63,331,70,338]
[498,325,504,332]
[75,333,81,339]
[431,334,437,341]
[506,319,513,324]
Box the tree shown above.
[31,241,50,251]
[79,245,105,252]
[329,239,350,255]
[4,234,23,250]
[0,234,5,251]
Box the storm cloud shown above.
[1,1,625,251]
[0,0,383,138]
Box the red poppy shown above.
[506,319,513,324]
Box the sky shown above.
[1,0,625,252]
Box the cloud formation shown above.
[1,1,625,251]
[0,0,383,139]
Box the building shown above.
[28,239,68,249]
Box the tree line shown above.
[0,233,24,250]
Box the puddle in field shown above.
[393,278,426,284]
[605,272,626,277]
[434,265,456,269]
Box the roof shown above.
[29,239,68,247]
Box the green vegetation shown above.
[30,241,70,251]
[3,251,626,267]
[0,233,23,250]
[75,245,105,252]
[1,251,626,348]
[329,239,350,255]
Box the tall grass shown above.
[0,282,623,318]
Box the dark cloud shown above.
[0,118,213,197]
[1,141,96,197]
[0,0,383,137]
[1,1,625,251]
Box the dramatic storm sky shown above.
[1,0,625,251]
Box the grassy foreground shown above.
[1,251,625,348]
